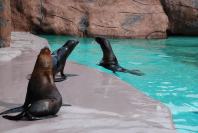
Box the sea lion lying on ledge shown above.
[95,37,144,76]
[52,40,79,82]
[0,47,63,120]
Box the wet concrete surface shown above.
[0,32,176,133]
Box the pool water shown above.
[41,35,198,133]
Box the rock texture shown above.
[0,0,11,47]
[11,0,168,39]
[161,0,198,35]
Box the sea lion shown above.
[95,37,144,76]
[0,47,62,120]
[52,40,79,82]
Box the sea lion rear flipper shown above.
[127,69,144,76]
[0,106,24,115]
[2,110,26,120]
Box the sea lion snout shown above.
[41,47,51,55]
[63,40,79,48]
[38,47,52,68]
[73,39,79,44]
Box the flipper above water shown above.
[54,76,67,82]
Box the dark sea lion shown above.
[0,47,63,120]
[52,40,79,82]
[95,37,144,76]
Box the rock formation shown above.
[161,0,198,35]
[0,0,11,47]
[11,0,168,39]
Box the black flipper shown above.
[27,114,57,121]
[0,106,24,115]
[115,66,144,76]
[54,76,67,82]
[65,74,78,77]
[25,112,41,121]
[2,110,26,120]
[2,105,41,121]
[126,69,144,76]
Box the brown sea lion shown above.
[95,37,144,76]
[0,47,63,120]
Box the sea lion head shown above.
[59,40,79,57]
[95,37,106,44]
[37,47,53,69]
[63,40,79,49]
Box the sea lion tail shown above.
[126,69,144,76]
[0,106,24,115]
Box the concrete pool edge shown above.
[0,32,176,133]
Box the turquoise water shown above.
[41,35,198,133]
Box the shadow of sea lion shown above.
[26,73,79,81]
[54,74,79,82]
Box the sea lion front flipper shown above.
[65,74,79,77]
[0,106,24,115]
[25,112,41,121]
[54,76,67,82]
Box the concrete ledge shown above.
[0,32,176,133]
[0,48,21,62]
[0,32,48,62]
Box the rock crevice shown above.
[160,0,198,35]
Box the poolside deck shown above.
[0,32,176,133]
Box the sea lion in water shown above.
[51,40,79,82]
[0,47,62,120]
[95,37,144,76]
